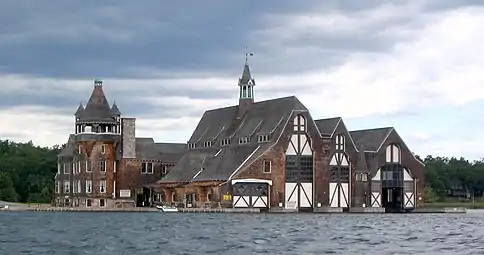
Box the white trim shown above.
[231,179,273,185]
[214,149,222,157]
[226,145,261,181]
[192,168,203,179]
[113,181,116,198]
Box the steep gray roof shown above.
[58,134,76,159]
[349,127,393,152]
[314,117,341,136]
[135,138,186,162]
[78,82,116,123]
[355,145,369,173]
[110,102,122,116]
[239,63,254,85]
[161,96,308,183]
[74,103,84,117]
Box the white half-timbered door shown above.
[328,152,350,208]
[285,114,314,210]
[371,169,382,207]
[403,168,415,209]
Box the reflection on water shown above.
[1,212,484,255]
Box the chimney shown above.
[121,118,136,158]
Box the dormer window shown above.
[203,141,214,147]
[238,137,250,144]
[188,143,196,149]
[220,139,231,146]
[335,134,345,151]
[258,134,270,143]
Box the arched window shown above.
[385,144,401,163]
[336,134,345,151]
[242,86,247,98]
[293,114,306,132]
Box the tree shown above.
[0,172,18,202]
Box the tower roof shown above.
[78,80,116,123]
[239,63,254,85]
[111,101,122,116]
[74,102,84,117]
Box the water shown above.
[1,211,484,255]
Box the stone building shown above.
[54,80,186,208]
[156,59,426,212]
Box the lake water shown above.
[1,210,484,255]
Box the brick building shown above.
[54,80,186,208]
[156,59,426,212]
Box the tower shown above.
[72,79,122,207]
[237,52,255,118]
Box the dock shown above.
[0,205,467,213]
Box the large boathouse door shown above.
[328,134,350,209]
[285,114,314,211]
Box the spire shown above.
[78,79,116,123]
[238,51,255,103]
[111,101,122,116]
[74,102,84,117]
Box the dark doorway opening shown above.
[381,164,405,213]
[136,187,152,207]
[382,187,403,212]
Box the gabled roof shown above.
[349,127,393,152]
[161,96,308,183]
[314,117,341,136]
[355,145,369,173]
[78,81,116,123]
[188,96,306,144]
[58,134,76,159]
[135,138,186,161]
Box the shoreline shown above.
[0,205,468,214]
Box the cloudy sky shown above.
[1,0,483,160]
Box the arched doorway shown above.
[371,144,415,212]
[284,114,314,211]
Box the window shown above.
[220,139,231,146]
[101,145,106,154]
[203,141,214,147]
[73,162,77,175]
[55,182,60,193]
[238,137,250,144]
[141,162,154,174]
[336,134,345,151]
[99,199,106,207]
[258,135,270,143]
[356,173,368,182]
[86,160,92,172]
[57,164,61,174]
[172,192,176,202]
[78,145,82,154]
[207,193,212,201]
[86,199,92,207]
[188,143,196,149]
[293,114,306,132]
[161,165,167,175]
[386,144,401,163]
[99,161,106,172]
[86,180,92,193]
[63,164,69,174]
[77,180,81,193]
[99,180,106,193]
[263,160,272,173]
[64,181,70,193]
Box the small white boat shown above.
[156,205,179,212]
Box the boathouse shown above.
[156,59,425,212]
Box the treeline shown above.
[422,155,484,202]
[0,140,62,203]
[0,139,483,203]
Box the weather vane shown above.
[245,46,254,63]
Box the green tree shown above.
[0,172,18,201]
